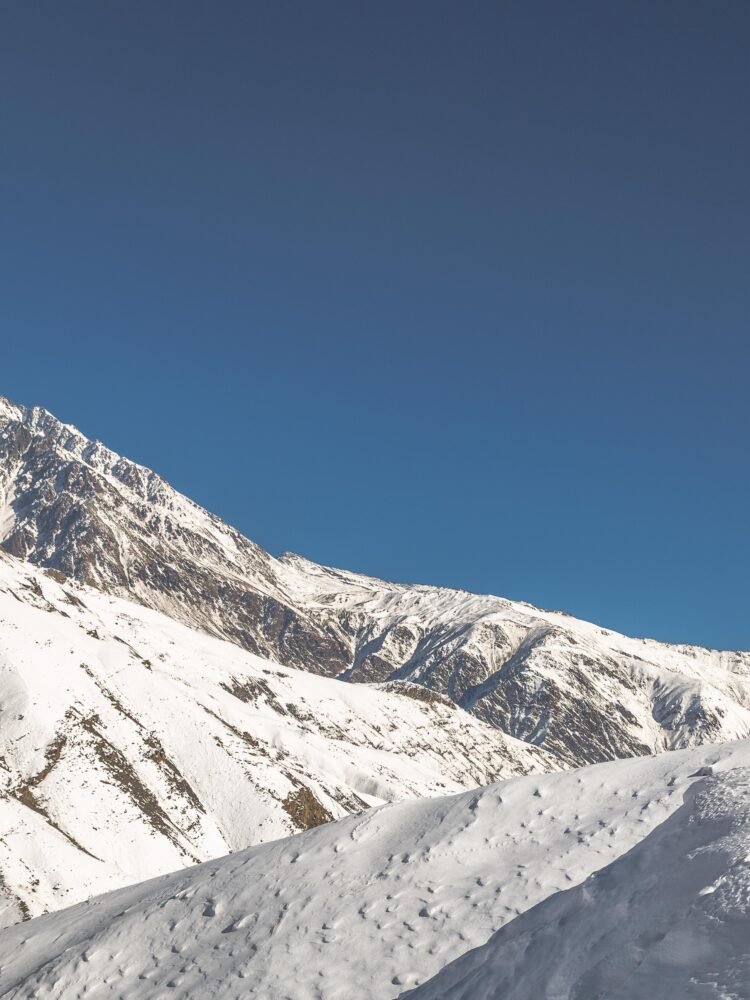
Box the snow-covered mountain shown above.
[2,393,749,768]
[0,549,551,927]
[2,740,749,999]
[2,392,749,996]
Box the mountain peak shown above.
[0,393,26,425]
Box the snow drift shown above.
[2,741,749,998]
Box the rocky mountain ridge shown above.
[2,393,750,767]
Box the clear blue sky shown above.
[1,2,748,649]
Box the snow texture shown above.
[405,765,750,1000]
[2,741,750,998]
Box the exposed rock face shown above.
[0,398,351,674]
[2,393,750,768]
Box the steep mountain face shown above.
[2,740,749,999]
[280,558,750,765]
[0,549,551,927]
[0,395,348,674]
[2,394,750,768]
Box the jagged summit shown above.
[0,394,197,497]
[1,392,750,767]
[0,394,25,426]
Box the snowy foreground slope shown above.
[0,550,551,926]
[405,765,750,1000]
[2,741,749,999]
[2,394,750,767]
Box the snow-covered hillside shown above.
[2,394,749,768]
[405,765,750,1000]
[0,550,550,926]
[2,741,749,999]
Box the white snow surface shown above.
[0,550,552,926]
[2,741,750,999]
[405,764,750,1000]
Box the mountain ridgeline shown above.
[2,393,750,769]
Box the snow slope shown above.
[0,550,551,927]
[2,394,750,767]
[2,740,749,999]
[405,766,750,1000]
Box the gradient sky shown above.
[1,2,748,649]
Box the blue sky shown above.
[1,2,748,648]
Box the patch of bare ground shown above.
[142,732,205,816]
[73,710,199,862]
[379,680,457,709]
[10,727,99,860]
[0,864,31,922]
[282,783,334,831]
[200,704,263,753]
[220,676,287,715]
